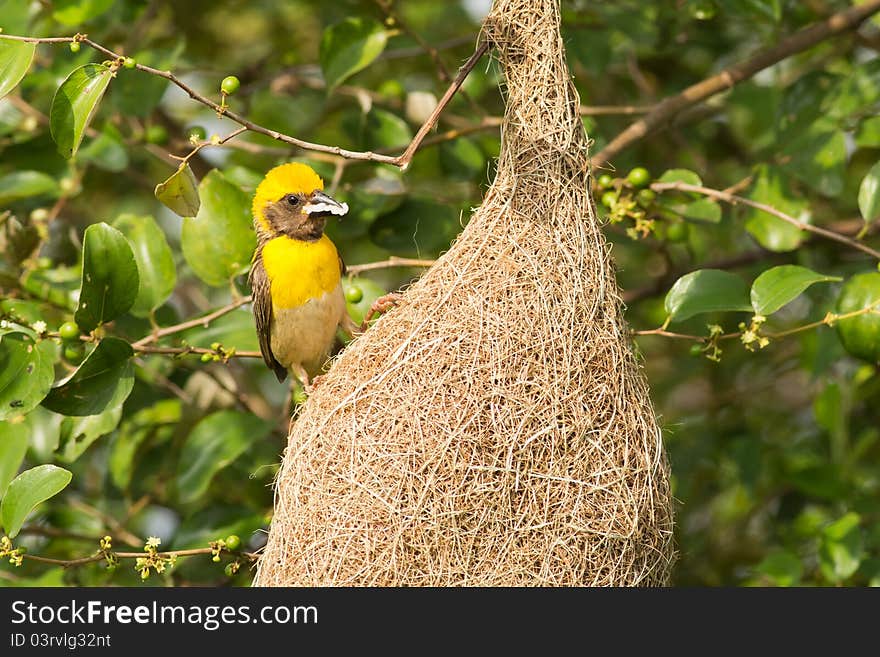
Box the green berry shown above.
[145,124,168,145]
[596,174,614,190]
[59,321,80,341]
[666,221,689,243]
[689,344,704,357]
[212,555,221,563]
[220,75,240,95]
[636,189,656,206]
[64,344,84,363]
[123,57,136,69]
[224,563,236,577]
[224,535,241,551]
[600,190,617,208]
[187,125,207,141]
[200,353,212,363]
[69,41,80,53]
[627,167,652,189]
[345,285,364,304]
[690,0,717,20]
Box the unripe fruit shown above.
[59,321,80,341]
[689,344,703,357]
[145,124,168,145]
[600,190,617,208]
[665,221,689,243]
[345,285,363,303]
[224,535,241,551]
[627,167,651,189]
[220,75,240,95]
[636,189,656,206]
[69,41,80,53]
[64,344,84,363]
[836,272,880,363]
[123,57,136,69]
[224,563,236,577]
[596,174,613,190]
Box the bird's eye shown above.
[287,194,299,205]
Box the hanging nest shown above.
[254,0,675,586]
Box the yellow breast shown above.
[260,235,341,309]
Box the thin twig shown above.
[21,547,257,569]
[651,181,880,260]
[593,0,880,166]
[633,306,880,342]
[132,296,252,347]
[394,40,490,169]
[347,256,436,275]
[0,33,489,169]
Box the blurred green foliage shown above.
[1,0,880,587]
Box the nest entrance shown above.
[254,0,675,586]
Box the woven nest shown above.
[253,0,675,586]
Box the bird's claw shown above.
[360,292,402,331]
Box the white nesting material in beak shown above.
[303,200,349,216]
[304,191,349,217]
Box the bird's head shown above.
[252,162,348,241]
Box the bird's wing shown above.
[248,253,288,383]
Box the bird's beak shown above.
[303,190,349,218]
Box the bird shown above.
[248,162,359,388]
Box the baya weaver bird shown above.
[248,162,359,388]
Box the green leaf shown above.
[369,198,460,257]
[112,214,176,317]
[176,411,270,504]
[754,549,802,587]
[858,161,880,226]
[50,63,114,159]
[439,138,486,180]
[52,0,114,25]
[665,269,752,323]
[109,400,180,490]
[781,125,846,198]
[658,168,703,186]
[0,333,55,422]
[320,17,388,91]
[856,116,880,148]
[57,404,123,462]
[19,407,63,463]
[819,512,863,583]
[0,170,58,206]
[743,165,809,252]
[41,338,133,416]
[74,222,139,332]
[0,40,36,101]
[181,169,255,287]
[154,163,200,218]
[363,107,412,150]
[180,308,259,352]
[682,197,721,223]
[0,465,72,539]
[0,423,29,499]
[750,265,841,316]
[78,126,128,172]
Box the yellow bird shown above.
[248,162,358,387]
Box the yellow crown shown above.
[252,162,324,233]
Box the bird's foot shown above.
[360,292,403,331]
[304,374,327,394]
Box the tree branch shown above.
[593,0,880,166]
[651,181,880,260]
[0,33,489,169]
